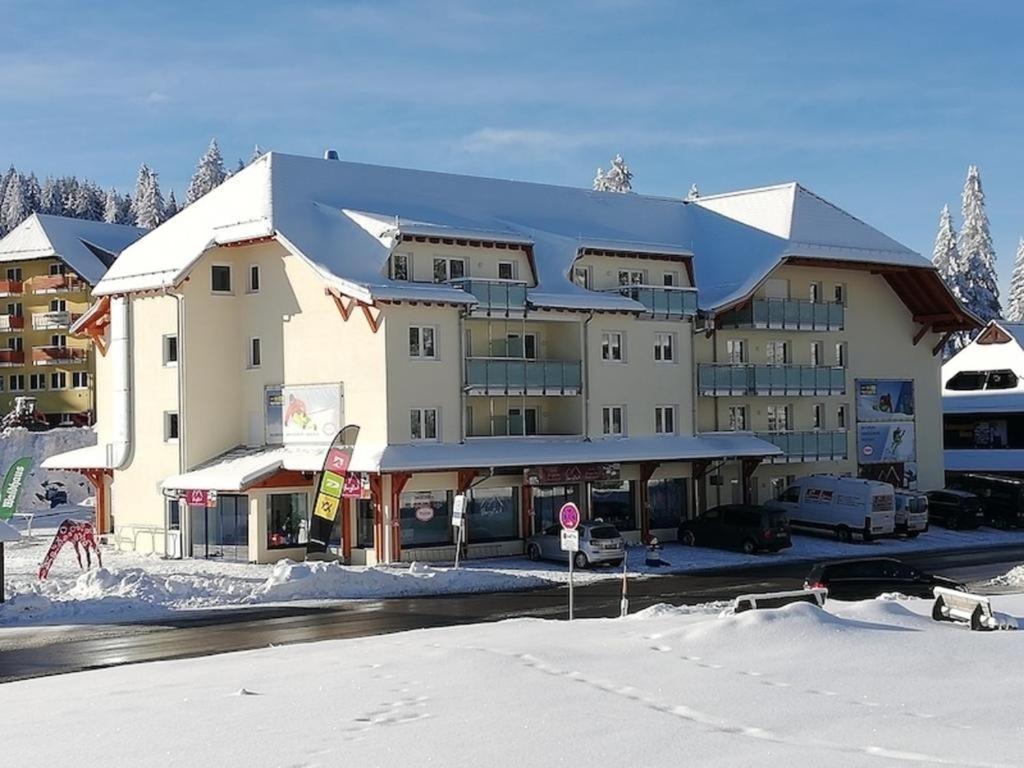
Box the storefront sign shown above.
[264,386,284,444]
[184,489,209,507]
[414,505,435,522]
[525,463,620,486]
[341,472,368,499]
[857,422,916,464]
[856,379,915,422]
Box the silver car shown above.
[525,521,625,569]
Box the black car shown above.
[925,489,985,530]
[948,474,1024,528]
[804,558,965,600]
[678,504,791,554]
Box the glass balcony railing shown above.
[607,284,699,318]
[718,298,844,331]
[698,364,846,396]
[465,358,582,395]
[449,278,528,317]
[756,431,849,463]
[31,311,81,330]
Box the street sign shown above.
[452,494,466,527]
[558,502,580,531]
[560,528,579,552]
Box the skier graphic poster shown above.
[856,379,914,422]
[281,383,344,445]
[307,424,360,553]
[857,422,916,465]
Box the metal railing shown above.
[607,284,699,318]
[698,364,846,396]
[450,278,528,317]
[465,358,583,395]
[31,311,81,330]
[32,346,88,365]
[756,430,849,463]
[718,297,844,331]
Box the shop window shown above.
[267,493,309,549]
[649,477,688,529]
[211,265,232,293]
[467,487,519,542]
[532,485,580,532]
[591,480,636,531]
[356,499,375,548]
[400,490,453,547]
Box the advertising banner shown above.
[307,424,360,553]
[857,422,916,465]
[0,457,31,520]
[856,379,915,422]
[282,384,344,445]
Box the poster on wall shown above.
[857,422,916,465]
[283,384,344,444]
[265,386,284,444]
[856,379,915,422]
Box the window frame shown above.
[9,374,25,391]
[248,337,262,369]
[572,265,592,290]
[72,371,89,389]
[432,256,467,283]
[654,405,677,435]
[247,264,261,293]
[267,492,310,550]
[409,325,439,360]
[390,252,411,281]
[164,411,180,442]
[726,339,746,364]
[728,405,747,431]
[654,331,675,363]
[601,331,625,362]
[49,371,66,390]
[210,264,233,294]
[163,335,178,367]
[617,269,645,286]
[601,405,626,437]
[29,373,47,391]
[497,261,517,280]
[410,407,440,442]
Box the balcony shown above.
[0,314,25,332]
[32,311,81,330]
[0,279,23,297]
[450,278,528,318]
[465,358,582,396]
[698,364,846,396]
[27,274,87,294]
[607,284,699,319]
[32,346,88,365]
[718,298,844,331]
[756,430,849,463]
[0,349,24,367]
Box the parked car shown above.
[525,521,624,569]
[678,504,791,554]
[803,558,966,600]
[925,489,985,530]
[893,490,929,537]
[947,474,1024,528]
[765,475,895,542]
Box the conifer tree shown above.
[1006,238,1024,322]
[593,154,633,193]
[958,165,1001,324]
[0,172,29,234]
[165,189,180,218]
[131,164,164,229]
[186,138,227,204]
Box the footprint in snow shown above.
[232,688,260,696]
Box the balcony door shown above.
[508,407,538,436]
[505,333,537,359]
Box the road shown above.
[1,545,1021,684]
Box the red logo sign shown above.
[184,489,209,507]
[326,447,352,474]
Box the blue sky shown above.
[3,0,1022,294]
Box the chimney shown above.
[324,149,339,161]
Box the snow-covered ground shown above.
[4,593,1024,767]
[3,510,1024,627]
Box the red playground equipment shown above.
[38,519,103,580]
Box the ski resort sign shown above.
[0,457,32,520]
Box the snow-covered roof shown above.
[41,445,111,471]
[941,320,1024,413]
[0,214,146,285]
[94,153,944,315]
[0,519,20,543]
[945,449,1024,473]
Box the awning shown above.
[41,445,110,471]
[945,449,1024,473]
[379,433,782,473]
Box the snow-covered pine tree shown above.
[40,178,63,215]
[958,165,1001,323]
[1006,238,1024,322]
[23,174,41,213]
[69,181,104,220]
[604,154,633,193]
[593,167,609,191]
[103,188,121,223]
[186,138,227,204]
[131,164,164,229]
[0,172,29,235]
[250,144,264,163]
[164,189,180,218]
[931,205,961,284]
[685,183,700,201]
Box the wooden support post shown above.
[932,331,954,357]
[639,462,659,543]
[390,472,412,563]
[369,474,384,563]
[342,498,353,562]
[912,324,930,346]
[740,458,762,506]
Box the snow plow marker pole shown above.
[619,558,628,618]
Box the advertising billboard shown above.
[265,383,344,445]
[857,422,916,465]
[856,379,915,422]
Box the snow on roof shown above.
[0,214,146,285]
[379,433,781,473]
[944,449,1024,473]
[41,445,110,470]
[0,519,20,543]
[943,391,1024,414]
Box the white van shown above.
[766,475,896,542]
[893,490,929,537]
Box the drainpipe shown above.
[458,309,466,441]
[106,296,134,470]
[582,311,594,439]
[173,291,187,559]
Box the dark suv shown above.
[678,504,791,554]
[925,489,985,530]
[948,474,1024,528]
[804,558,964,600]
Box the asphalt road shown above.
[1,545,1021,684]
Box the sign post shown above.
[452,494,466,569]
[559,502,580,621]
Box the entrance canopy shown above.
[41,445,111,471]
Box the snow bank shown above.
[990,564,1024,587]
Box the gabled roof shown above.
[0,214,147,285]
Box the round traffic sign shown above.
[559,502,580,530]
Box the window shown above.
[836,404,848,430]
[834,284,846,304]
[466,487,520,542]
[248,338,262,368]
[8,337,22,351]
[591,480,636,531]
[400,490,453,547]
[648,477,687,529]
[506,333,537,359]
[601,331,624,362]
[812,403,824,430]
[766,340,788,365]
[8,374,23,391]
[211,265,232,293]
[50,299,66,312]
[268,493,309,549]
[767,405,791,432]
[602,406,625,436]
[6,303,22,317]
[433,257,466,283]
[726,339,746,364]
[390,253,410,281]
[497,261,516,280]
[654,332,675,362]
[835,342,847,367]
[508,407,538,436]
[946,370,1019,391]
[655,405,676,435]
[572,265,591,289]
[49,263,66,276]
[248,265,261,293]
[163,335,178,366]
[164,411,179,441]
[410,408,439,441]
[776,483,800,503]
[29,374,46,391]
[728,406,747,431]
[72,372,89,389]
[810,341,823,367]
[663,271,678,287]
[618,269,645,286]
[50,372,66,390]
[5,267,21,281]
[409,326,437,359]
[809,282,822,302]
[0,378,4,391]
[50,334,67,348]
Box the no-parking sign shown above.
[559,502,580,530]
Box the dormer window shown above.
[618,269,645,286]
[433,257,466,283]
[573,265,591,289]
[498,261,516,280]
[390,253,410,281]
